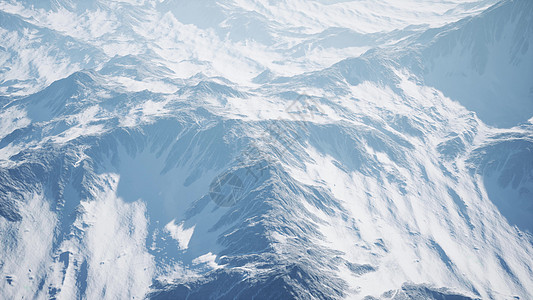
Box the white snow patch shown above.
[0,192,57,299]
[165,220,195,250]
[192,252,221,270]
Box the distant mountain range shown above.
[0,0,532,299]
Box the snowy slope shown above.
[0,0,532,299]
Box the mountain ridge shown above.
[1,0,532,299]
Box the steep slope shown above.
[468,125,533,233]
[417,0,533,127]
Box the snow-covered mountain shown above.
[0,0,532,299]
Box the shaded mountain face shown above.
[417,0,533,127]
[0,0,532,299]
